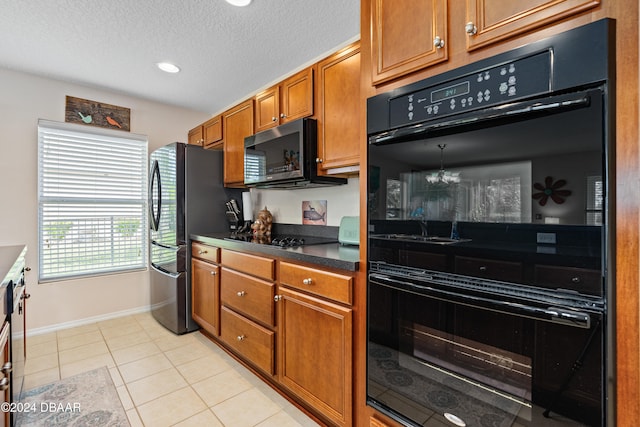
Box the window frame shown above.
[37,119,149,283]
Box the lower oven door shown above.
[367,275,604,427]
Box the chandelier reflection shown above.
[426,144,461,184]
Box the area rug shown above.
[369,343,522,427]
[16,366,130,427]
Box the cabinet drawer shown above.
[220,306,275,375]
[191,242,219,263]
[534,265,602,296]
[279,262,353,305]
[454,256,523,282]
[221,268,275,327]
[221,249,275,280]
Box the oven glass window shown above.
[367,280,603,426]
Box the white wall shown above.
[249,178,360,226]
[0,67,210,333]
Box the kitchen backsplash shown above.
[247,178,359,226]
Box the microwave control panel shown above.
[389,51,552,128]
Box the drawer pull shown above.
[237,291,246,297]
[237,335,245,341]
[571,277,581,283]
[0,377,8,391]
[1,362,11,375]
[198,250,208,255]
[302,278,313,285]
[479,266,487,272]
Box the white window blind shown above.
[38,119,148,282]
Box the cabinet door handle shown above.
[465,22,478,36]
[237,291,246,297]
[302,278,313,285]
[274,295,282,302]
[0,377,8,391]
[198,250,207,255]
[271,116,277,122]
[237,335,245,341]
[280,113,286,119]
[433,36,445,49]
[210,271,217,276]
[315,158,323,164]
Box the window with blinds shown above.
[38,119,148,282]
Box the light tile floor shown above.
[23,312,320,427]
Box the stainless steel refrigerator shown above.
[149,142,237,334]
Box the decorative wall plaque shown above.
[65,96,131,131]
[302,200,327,225]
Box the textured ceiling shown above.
[0,0,360,114]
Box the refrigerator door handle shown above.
[151,262,180,278]
[149,159,162,231]
[151,240,176,251]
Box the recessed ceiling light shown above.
[226,0,252,6]
[156,62,181,73]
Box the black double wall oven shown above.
[366,20,614,427]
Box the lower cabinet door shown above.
[277,287,353,427]
[191,258,220,336]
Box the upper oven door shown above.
[367,88,606,297]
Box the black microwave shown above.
[244,118,346,188]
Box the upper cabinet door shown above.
[316,42,361,172]
[254,67,314,133]
[203,115,223,148]
[255,86,280,133]
[371,0,448,85]
[465,0,601,50]
[188,125,203,146]
[223,99,254,187]
[280,67,314,123]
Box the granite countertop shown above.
[191,233,360,272]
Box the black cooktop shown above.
[225,233,338,248]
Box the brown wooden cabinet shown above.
[369,0,600,84]
[465,0,600,51]
[222,99,254,187]
[202,115,223,148]
[218,249,277,375]
[316,42,361,172]
[188,115,223,148]
[276,286,353,427]
[190,244,356,425]
[188,124,204,146]
[254,67,314,133]
[370,0,448,85]
[191,243,221,336]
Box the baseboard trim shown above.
[26,306,151,337]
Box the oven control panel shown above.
[389,51,552,128]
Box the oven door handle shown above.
[370,274,592,329]
[369,92,591,145]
